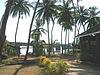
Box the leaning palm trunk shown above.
[0,0,14,61]
[51,22,55,54]
[15,14,20,57]
[65,30,67,54]
[47,22,51,56]
[24,0,40,60]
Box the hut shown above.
[77,25,100,63]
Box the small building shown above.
[77,25,100,63]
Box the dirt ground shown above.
[0,57,100,75]
[68,63,100,75]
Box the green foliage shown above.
[2,59,16,65]
[56,60,69,74]
[3,41,17,56]
[42,63,57,75]
[41,59,70,75]
[40,56,51,66]
[33,43,44,56]
[31,19,47,56]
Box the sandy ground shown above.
[68,63,100,75]
[0,57,100,75]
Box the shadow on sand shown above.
[13,58,39,75]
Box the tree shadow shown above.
[13,58,39,75]
[68,63,100,75]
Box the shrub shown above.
[42,64,57,75]
[56,60,70,74]
[40,56,46,63]
[41,60,70,75]
[2,59,16,65]
[40,56,51,66]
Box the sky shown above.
[0,0,100,44]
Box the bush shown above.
[56,60,70,74]
[2,59,16,65]
[41,60,70,75]
[40,56,51,66]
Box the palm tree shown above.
[57,0,74,54]
[67,26,73,54]
[36,0,57,56]
[31,19,47,43]
[69,0,79,56]
[0,0,14,60]
[31,19,47,56]
[24,0,40,60]
[10,0,33,56]
[64,29,67,54]
[86,7,100,29]
[76,6,89,33]
[50,18,55,54]
[61,27,63,54]
[67,29,70,54]
[62,23,73,54]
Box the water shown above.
[20,46,33,55]
[20,46,78,55]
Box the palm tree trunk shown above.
[15,14,20,57]
[0,0,14,61]
[47,22,51,56]
[71,0,77,56]
[68,30,70,54]
[61,28,63,54]
[65,30,67,54]
[24,0,40,60]
[51,22,55,54]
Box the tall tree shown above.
[61,27,63,54]
[10,0,33,56]
[24,0,40,60]
[86,7,100,29]
[63,23,73,54]
[31,19,47,56]
[76,6,89,33]
[57,0,73,54]
[69,0,78,56]
[31,19,47,42]
[51,18,55,54]
[64,30,67,54]
[36,0,57,56]
[0,0,14,60]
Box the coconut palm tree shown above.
[0,0,14,60]
[36,0,57,56]
[31,19,47,42]
[76,6,89,33]
[62,22,73,54]
[57,0,74,54]
[86,7,100,29]
[69,0,80,56]
[24,0,40,60]
[10,0,33,56]
[50,17,55,54]
[31,19,47,56]
[64,29,67,54]
[60,27,63,54]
